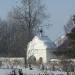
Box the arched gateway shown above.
[27,34,56,63]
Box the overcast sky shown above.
[0,0,75,41]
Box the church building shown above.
[27,30,56,63]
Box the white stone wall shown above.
[27,36,47,63]
[27,36,56,63]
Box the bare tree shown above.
[0,19,9,56]
[7,0,48,67]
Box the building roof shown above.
[28,35,56,50]
[39,35,56,48]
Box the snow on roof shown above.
[31,35,56,49]
[50,59,61,62]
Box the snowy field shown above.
[0,69,44,75]
[0,69,74,75]
[0,69,12,75]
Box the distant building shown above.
[55,35,67,48]
[55,35,68,49]
[55,15,75,49]
[27,32,56,63]
[64,15,75,33]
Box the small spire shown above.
[40,29,43,37]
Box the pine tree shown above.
[66,27,75,58]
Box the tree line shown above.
[0,0,48,66]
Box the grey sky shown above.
[0,0,75,41]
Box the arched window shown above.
[39,57,43,64]
[28,55,36,64]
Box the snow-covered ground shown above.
[0,69,44,75]
[0,69,12,75]
[0,69,74,75]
